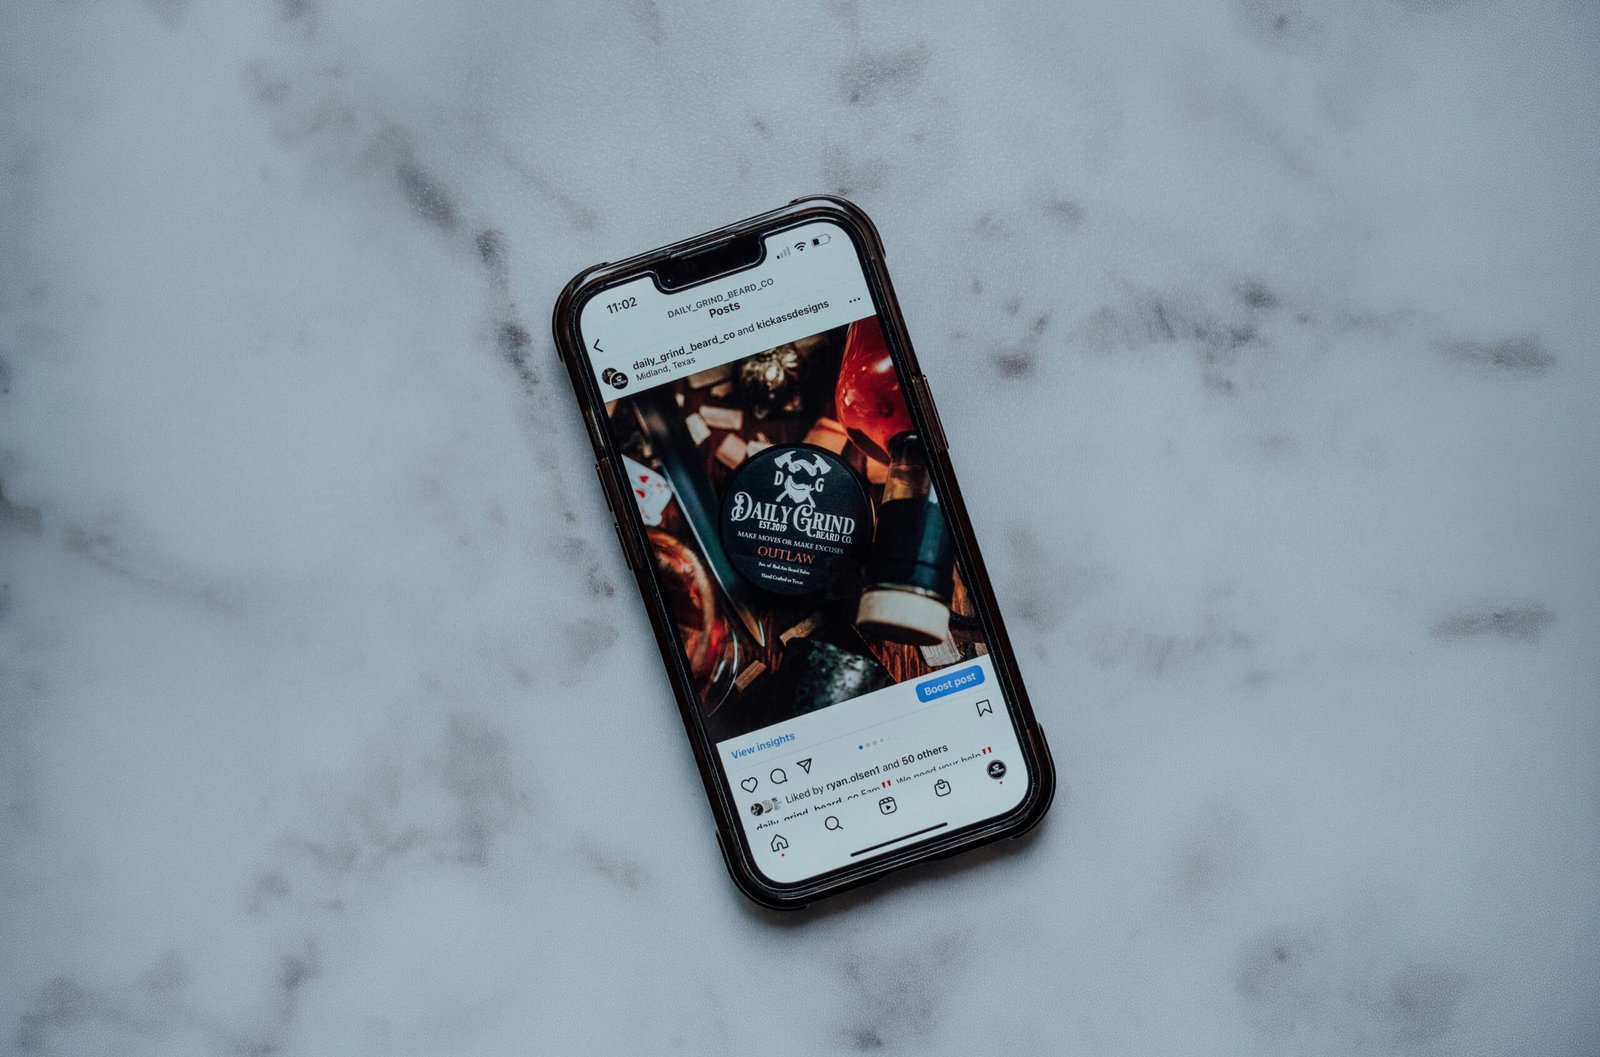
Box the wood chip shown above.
[780,612,824,644]
[734,660,767,692]
[688,364,731,388]
[685,413,711,446]
[803,416,849,453]
[919,627,963,667]
[699,405,744,431]
[709,381,734,398]
[714,433,748,468]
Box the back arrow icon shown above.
[592,339,603,353]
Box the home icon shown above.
[771,834,789,852]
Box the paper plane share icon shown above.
[797,758,813,774]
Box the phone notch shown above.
[652,231,765,292]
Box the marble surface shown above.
[3,1,1598,1053]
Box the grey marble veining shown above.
[2,1,1597,1054]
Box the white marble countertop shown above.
[3,1,1598,1053]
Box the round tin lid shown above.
[719,443,871,597]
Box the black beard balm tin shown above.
[719,444,871,597]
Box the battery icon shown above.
[811,234,831,247]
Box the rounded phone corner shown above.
[1002,725,1058,840]
[715,827,812,912]
[551,262,612,349]
[779,195,887,260]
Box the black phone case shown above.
[552,196,1054,909]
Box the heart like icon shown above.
[741,777,759,792]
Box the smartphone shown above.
[553,197,1054,908]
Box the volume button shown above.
[911,375,950,454]
[595,457,621,513]
[617,520,648,571]
[612,520,639,570]
[582,406,607,452]
[596,457,648,571]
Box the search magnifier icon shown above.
[825,815,843,831]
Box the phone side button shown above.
[612,519,648,571]
[595,457,622,513]
[598,457,614,511]
[596,458,648,570]
[911,374,950,453]
[582,406,608,452]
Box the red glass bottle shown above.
[835,316,912,464]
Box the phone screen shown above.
[578,221,1030,885]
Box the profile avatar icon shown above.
[601,367,629,391]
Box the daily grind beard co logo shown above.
[721,445,870,597]
[730,450,854,539]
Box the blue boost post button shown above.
[916,664,985,703]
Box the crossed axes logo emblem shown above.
[771,449,832,507]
